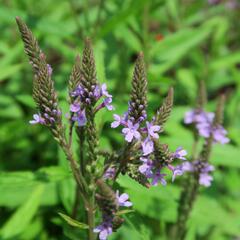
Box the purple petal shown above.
[70,103,81,112]
[118,193,129,203]
[199,173,213,187]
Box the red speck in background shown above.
[155,34,164,42]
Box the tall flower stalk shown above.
[17,17,194,240]
[172,81,229,240]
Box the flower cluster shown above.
[139,146,187,186]
[69,83,114,126]
[94,191,132,240]
[184,109,229,144]
[181,160,214,187]
[29,108,61,125]
[112,99,188,187]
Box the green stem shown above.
[60,138,88,202]
[191,135,199,160]
[72,185,82,219]
[174,175,199,240]
[86,195,95,240]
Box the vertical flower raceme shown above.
[16,17,63,140]
[154,87,174,128]
[16,17,88,198]
[17,19,195,239]
[128,52,147,124]
[111,56,186,186]
[183,95,229,188]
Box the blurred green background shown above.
[0,0,240,239]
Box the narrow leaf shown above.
[58,212,89,229]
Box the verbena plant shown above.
[16,17,229,240]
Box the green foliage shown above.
[0,0,240,239]
[58,213,89,229]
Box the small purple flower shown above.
[184,110,214,125]
[197,123,229,144]
[93,85,101,99]
[139,157,153,175]
[212,126,229,144]
[72,109,87,126]
[199,173,213,187]
[201,162,214,173]
[149,170,167,186]
[70,103,81,113]
[146,121,161,139]
[111,114,122,128]
[197,122,211,138]
[171,165,185,182]
[172,147,187,160]
[181,161,194,172]
[103,167,116,180]
[29,114,45,125]
[71,85,84,97]
[116,191,133,207]
[141,138,154,156]
[103,97,114,111]
[183,160,214,187]
[101,83,112,98]
[94,222,113,240]
[47,64,53,75]
[122,121,141,142]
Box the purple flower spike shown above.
[122,121,141,142]
[173,147,187,160]
[146,121,161,139]
[141,138,154,156]
[94,222,113,240]
[116,191,133,207]
[150,170,167,186]
[70,103,81,113]
[111,114,122,128]
[72,109,87,126]
[29,114,45,125]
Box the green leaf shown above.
[97,0,148,38]
[0,64,22,81]
[58,213,89,229]
[0,185,44,239]
[210,52,240,71]
[116,209,135,216]
[0,166,71,207]
[149,26,212,74]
